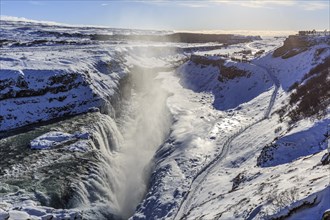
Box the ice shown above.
[0,211,9,220]
[30,131,74,150]
[74,132,90,140]
[30,131,91,150]
[22,206,47,217]
[65,140,91,152]
[8,210,31,219]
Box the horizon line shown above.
[2,15,328,37]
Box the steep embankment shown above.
[179,55,273,110]
[0,47,129,131]
[0,44,132,219]
[132,44,277,220]
[132,35,330,220]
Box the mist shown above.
[114,65,172,218]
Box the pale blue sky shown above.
[1,0,329,31]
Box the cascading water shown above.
[115,66,172,218]
[67,113,124,219]
[69,65,172,219]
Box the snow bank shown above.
[30,131,90,150]
[270,187,330,220]
[65,140,91,152]
[0,47,129,131]
[30,131,73,149]
[0,200,83,220]
[179,58,272,110]
[255,41,330,90]
[257,119,330,167]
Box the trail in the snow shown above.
[256,64,280,119]
[174,60,280,220]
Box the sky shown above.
[0,0,329,31]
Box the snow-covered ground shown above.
[0,44,128,131]
[132,35,330,220]
[1,17,329,220]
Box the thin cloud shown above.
[142,0,297,9]
[178,2,209,8]
[119,0,329,11]
[101,3,109,6]
[211,0,328,11]
[139,0,169,6]
[139,0,206,7]
[213,0,296,9]
[300,1,329,11]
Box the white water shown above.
[116,67,172,218]
[70,66,172,219]
[69,114,124,218]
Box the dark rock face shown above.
[257,144,277,167]
[218,65,251,82]
[322,209,330,220]
[231,172,246,191]
[0,57,128,131]
[321,152,330,165]
[273,35,310,58]
[273,35,330,59]
[189,55,251,82]
[190,55,224,67]
[91,32,261,44]
[0,69,92,130]
[0,71,82,101]
[278,57,330,123]
[257,120,329,167]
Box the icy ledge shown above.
[0,200,82,220]
[0,46,128,132]
[30,131,90,151]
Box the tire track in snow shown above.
[174,62,280,220]
[255,64,280,119]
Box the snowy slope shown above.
[254,40,329,91]
[0,47,128,131]
[132,35,330,220]
[179,59,273,110]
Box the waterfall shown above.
[67,66,172,219]
[115,66,172,218]
[68,114,124,219]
